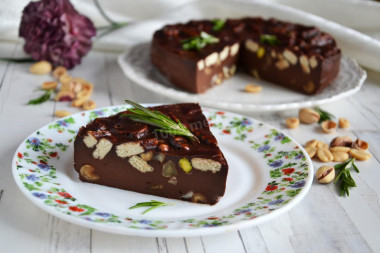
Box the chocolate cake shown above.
[74,103,228,205]
[151,17,341,95]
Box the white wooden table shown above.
[1,41,379,253]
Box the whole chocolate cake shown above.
[151,17,341,94]
[74,103,228,205]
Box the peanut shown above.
[245,84,262,93]
[316,165,335,184]
[353,139,369,150]
[286,117,299,129]
[71,97,87,107]
[332,151,349,162]
[349,149,371,161]
[82,100,96,110]
[299,108,320,124]
[330,146,351,153]
[52,66,67,79]
[55,91,75,101]
[317,148,333,162]
[338,118,350,128]
[29,61,52,75]
[305,139,318,148]
[54,110,71,118]
[59,73,72,85]
[305,146,317,158]
[41,81,58,90]
[317,141,329,149]
[321,120,337,133]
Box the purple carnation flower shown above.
[19,0,96,69]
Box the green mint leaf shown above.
[314,106,335,124]
[129,200,173,214]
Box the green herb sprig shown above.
[181,31,220,51]
[123,100,199,143]
[27,89,54,105]
[212,19,226,31]
[129,200,173,214]
[260,34,281,46]
[314,106,335,124]
[334,158,359,197]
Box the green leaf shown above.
[128,200,173,214]
[314,106,335,123]
[27,89,54,105]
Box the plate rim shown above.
[12,104,314,237]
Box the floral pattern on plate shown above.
[12,105,313,236]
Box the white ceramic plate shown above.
[13,105,313,237]
[117,0,367,111]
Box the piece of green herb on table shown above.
[334,158,359,197]
[212,19,226,31]
[260,34,281,46]
[314,106,335,123]
[27,89,54,105]
[123,100,199,143]
[181,31,220,51]
[129,200,173,214]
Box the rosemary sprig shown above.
[123,100,199,143]
[0,57,34,63]
[27,89,54,105]
[334,158,359,197]
[129,200,173,214]
[212,19,226,31]
[260,34,281,46]
[181,31,220,51]
[314,106,335,124]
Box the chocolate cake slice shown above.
[151,17,341,95]
[74,103,228,205]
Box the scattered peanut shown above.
[349,149,372,161]
[317,141,329,149]
[321,120,337,133]
[245,84,262,93]
[41,81,58,90]
[55,91,75,101]
[59,73,72,85]
[29,61,52,75]
[54,110,71,118]
[71,97,87,107]
[332,151,349,162]
[286,117,299,129]
[330,146,351,153]
[299,108,320,124]
[317,148,333,162]
[316,165,335,184]
[330,136,353,148]
[353,139,369,150]
[82,100,96,110]
[305,146,317,158]
[305,139,318,148]
[52,66,67,79]
[338,118,350,128]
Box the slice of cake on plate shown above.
[74,102,228,205]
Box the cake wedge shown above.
[74,102,228,205]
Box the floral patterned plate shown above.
[12,105,313,237]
